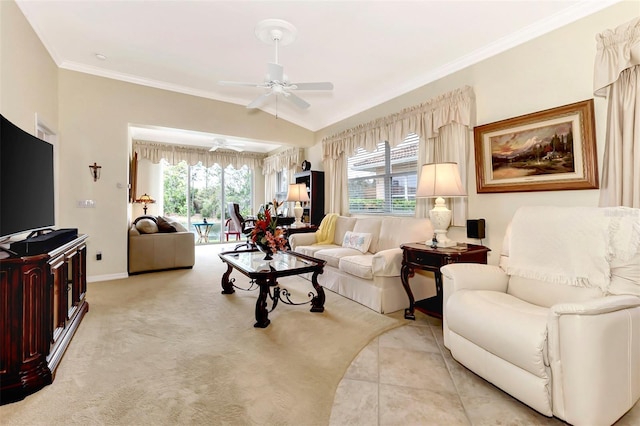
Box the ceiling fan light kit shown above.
[218,18,333,111]
[209,138,244,152]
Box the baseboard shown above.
[87,272,128,283]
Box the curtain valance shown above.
[262,147,303,175]
[322,85,475,159]
[594,17,640,96]
[133,140,266,170]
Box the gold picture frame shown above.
[474,99,598,193]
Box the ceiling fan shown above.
[219,19,333,110]
[209,138,244,152]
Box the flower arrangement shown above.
[249,207,288,258]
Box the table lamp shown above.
[416,163,466,247]
[286,183,310,228]
[135,193,156,215]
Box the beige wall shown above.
[2,0,637,277]
[313,1,639,264]
[0,1,58,131]
[57,71,312,278]
[2,1,314,279]
[0,0,61,237]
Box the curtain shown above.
[261,147,303,203]
[262,147,303,175]
[133,140,266,170]
[594,17,640,208]
[322,85,475,222]
[419,123,470,226]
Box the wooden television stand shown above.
[0,234,89,404]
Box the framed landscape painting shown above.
[474,99,598,193]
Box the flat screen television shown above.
[1,114,55,239]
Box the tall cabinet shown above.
[294,170,325,226]
[0,234,88,404]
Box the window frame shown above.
[347,135,418,216]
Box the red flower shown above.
[249,207,287,254]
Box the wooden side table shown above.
[400,242,490,320]
[280,224,318,238]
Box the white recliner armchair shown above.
[442,206,640,426]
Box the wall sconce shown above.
[89,162,102,181]
[135,193,156,215]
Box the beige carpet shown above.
[0,244,404,425]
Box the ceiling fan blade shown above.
[209,146,219,152]
[228,146,244,152]
[290,82,334,90]
[285,92,311,109]
[247,93,272,109]
[268,63,284,82]
[218,81,263,87]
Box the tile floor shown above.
[329,311,640,426]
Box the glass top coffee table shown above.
[218,249,326,328]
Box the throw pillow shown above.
[167,219,188,232]
[156,216,177,233]
[342,231,372,253]
[133,215,157,225]
[135,218,159,234]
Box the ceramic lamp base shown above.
[292,202,304,228]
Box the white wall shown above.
[313,1,639,264]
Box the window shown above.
[162,160,252,243]
[347,134,418,215]
[275,168,289,203]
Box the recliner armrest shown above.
[547,295,640,425]
[550,294,640,316]
[441,263,509,293]
[441,264,509,350]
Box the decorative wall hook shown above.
[89,162,102,181]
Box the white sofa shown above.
[289,215,436,313]
[442,206,640,426]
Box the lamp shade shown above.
[416,163,466,198]
[135,193,155,204]
[286,183,310,202]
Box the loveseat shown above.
[128,216,195,274]
[289,215,436,313]
[442,206,640,426]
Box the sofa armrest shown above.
[371,248,402,277]
[288,232,317,251]
[547,295,640,425]
[441,263,509,293]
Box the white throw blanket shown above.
[507,206,640,292]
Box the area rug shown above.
[0,244,404,425]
